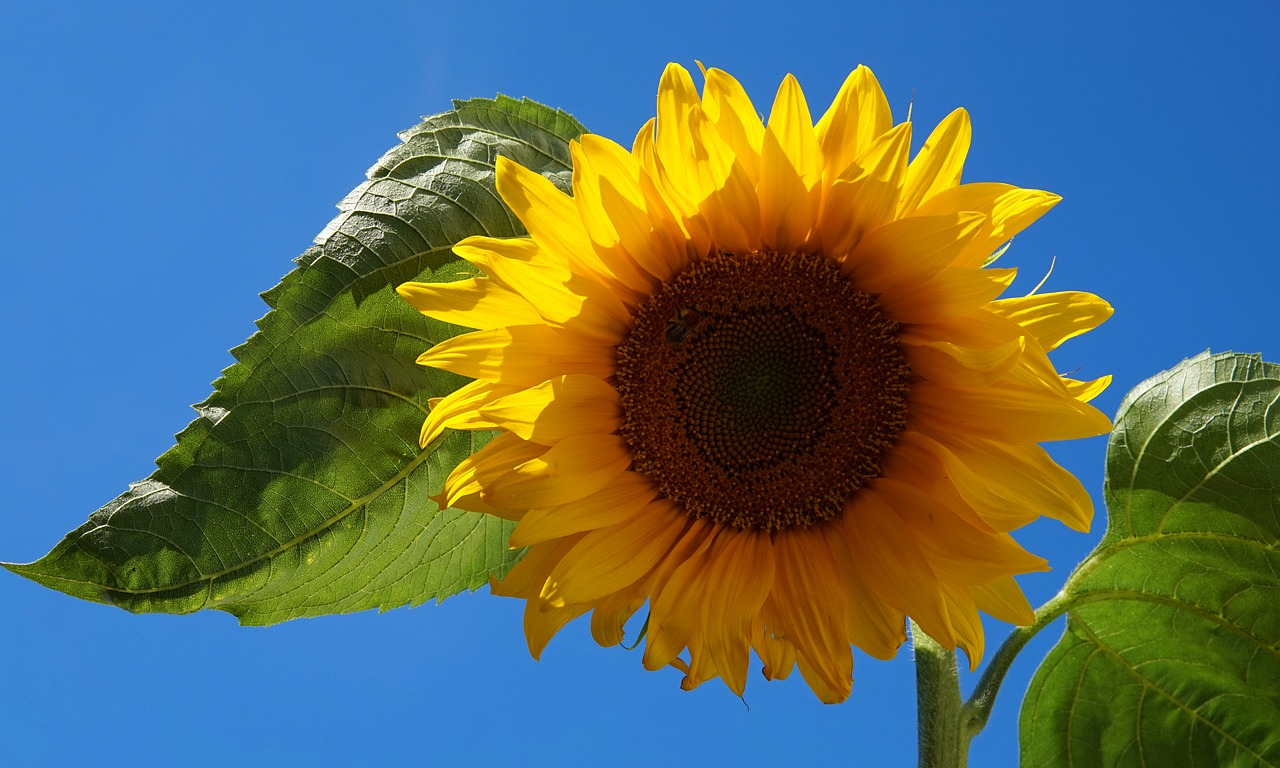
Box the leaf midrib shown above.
[131,108,574,598]
[32,444,438,597]
[1120,377,1279,537]
[1154,396,1280,534]
[1069,616,1275,766]
[1065,589,1280,664]
[1067,528,1280,591]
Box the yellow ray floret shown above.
[398,62,1112,703]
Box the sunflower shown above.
[397,63,1111,703]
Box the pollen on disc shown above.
[615,251,909,531]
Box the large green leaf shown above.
[6,96,586,625]
[1021,351,1280,766]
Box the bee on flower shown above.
[397,63,1111,703]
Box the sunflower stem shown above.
[912,621,965,768]
[959,590,1072,740]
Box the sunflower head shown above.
[397,63,1112,703]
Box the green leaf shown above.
[1021,351,1280,767]
[6,96,586,625]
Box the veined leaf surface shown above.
[6,97,586,625]
[1022,351,1280,767]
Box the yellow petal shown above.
[542,497,687,605]
[822,523,909,659]
[971,188,1062,268]
[476,240,630,341]
[440,432,547,512]
[752,614,798,681]
[848,109,911,181]
[910,377,1113,443]
[1003,339,1075,397]
[654,63,705,194]
[914,182,1016,220]
[911,182,1011,269]
[756,75,823,251]
[482,433,632,509]
[816,65,893,180]
[913,184,1061,268]
[899,108,971,214]
[569,139,666,293]
[990,291,1114,351]
[695,134,763,254]
[495,156,592,265]
[583,520,714,651]
[904,335,1025,388]
[697,530,775,695]
[510,471,658,548]
[818,122,911,258]
[635,158,699,277]
[971,576,1036,626]
[757,130,818,252]
[701,67,765,182]
[491,534,579,598]
[879,431,1001,533]
[844,212,986,296]
[642,527,718,672]
[900,305,1022,348]
[652,64,761,254]
[885,430,1042,532]
[650,527,775,696]
[768,526,855,703]
[452,235,544,284]
[496,156,633,294]
[932,431,1094,532]
[439,482,522,521]
[418,379,514,448]
[877,266,1016,325]
[874,477,1050,584]
[416,325,615,387]
[1063,374,1112,402]
[633,116,714,258]
[939,583,985,670]
[450,235,500,271]
[396,278,542,330]
[840,488,956,648]
[524,599,590,659]
[478,374,620,445]
[572,137,638,255]
[767,74,822,188]
[633,515,716,611]
[574,134,688,282]
[794,654,854,705]
[589,587,648,648]
[909,311,1081,403]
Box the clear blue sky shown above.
[2,2,1277,765]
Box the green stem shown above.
[913,620,965,768]
[959,591,1073,741]
[915,589,1077,766]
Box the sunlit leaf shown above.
[6,96,586,625]
[1021,351,1280,766]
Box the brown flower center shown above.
[614,251,909,531]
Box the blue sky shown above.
[2,2,1278,765]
